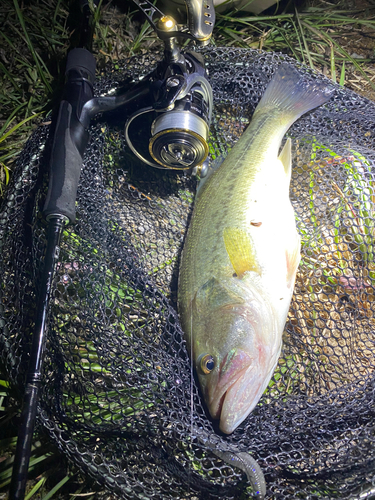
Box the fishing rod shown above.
[9,1,267,497]
[8,1,98,498]
[9,1,216,497]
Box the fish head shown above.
[191,275,280,434]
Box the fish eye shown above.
[198,354,215,374]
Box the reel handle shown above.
[43,48,96,223]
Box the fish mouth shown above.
[207,349,254,433]
[219,370,262,434]
[216,348,281,434]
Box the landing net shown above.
[1,47,375,499]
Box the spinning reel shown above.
[125,0,214,171]
[79,0,215,172]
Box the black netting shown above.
[1,46,375,499]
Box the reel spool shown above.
[149,84,210,169]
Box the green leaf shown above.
[25,476,47,500]
[339,61,345,86]
[12,0,52,93]
[0,113,42,144]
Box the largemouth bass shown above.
[178,64,333,434]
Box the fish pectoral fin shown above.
[278,138,292,181]
[286,233,301,288]
[194,277,244,313]
[223,227,261,278]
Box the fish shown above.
[178,64,333,434]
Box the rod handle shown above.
[43,48,96,223]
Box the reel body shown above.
[125,51,213,170]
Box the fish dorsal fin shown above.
[196,155,225,198]
[286,233,301,288]
[223,227,262,278]
[278,138,292,181]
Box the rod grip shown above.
[65,47,96,79]
[43,48,96,223]
[43,100,86,222]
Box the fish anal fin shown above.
[223,227,261,278]
[286,233,301,288]
[278,138,292,181]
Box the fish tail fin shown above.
[255,64,333,120]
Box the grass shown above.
[1,0,375,498]
[214,1,375,90]
[0,0,70,195]
[0,370,122,498]
[1,0,375,195]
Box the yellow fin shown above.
[278,138,292,181]
[223,227,261,278]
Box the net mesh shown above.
[1,46,375,499]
